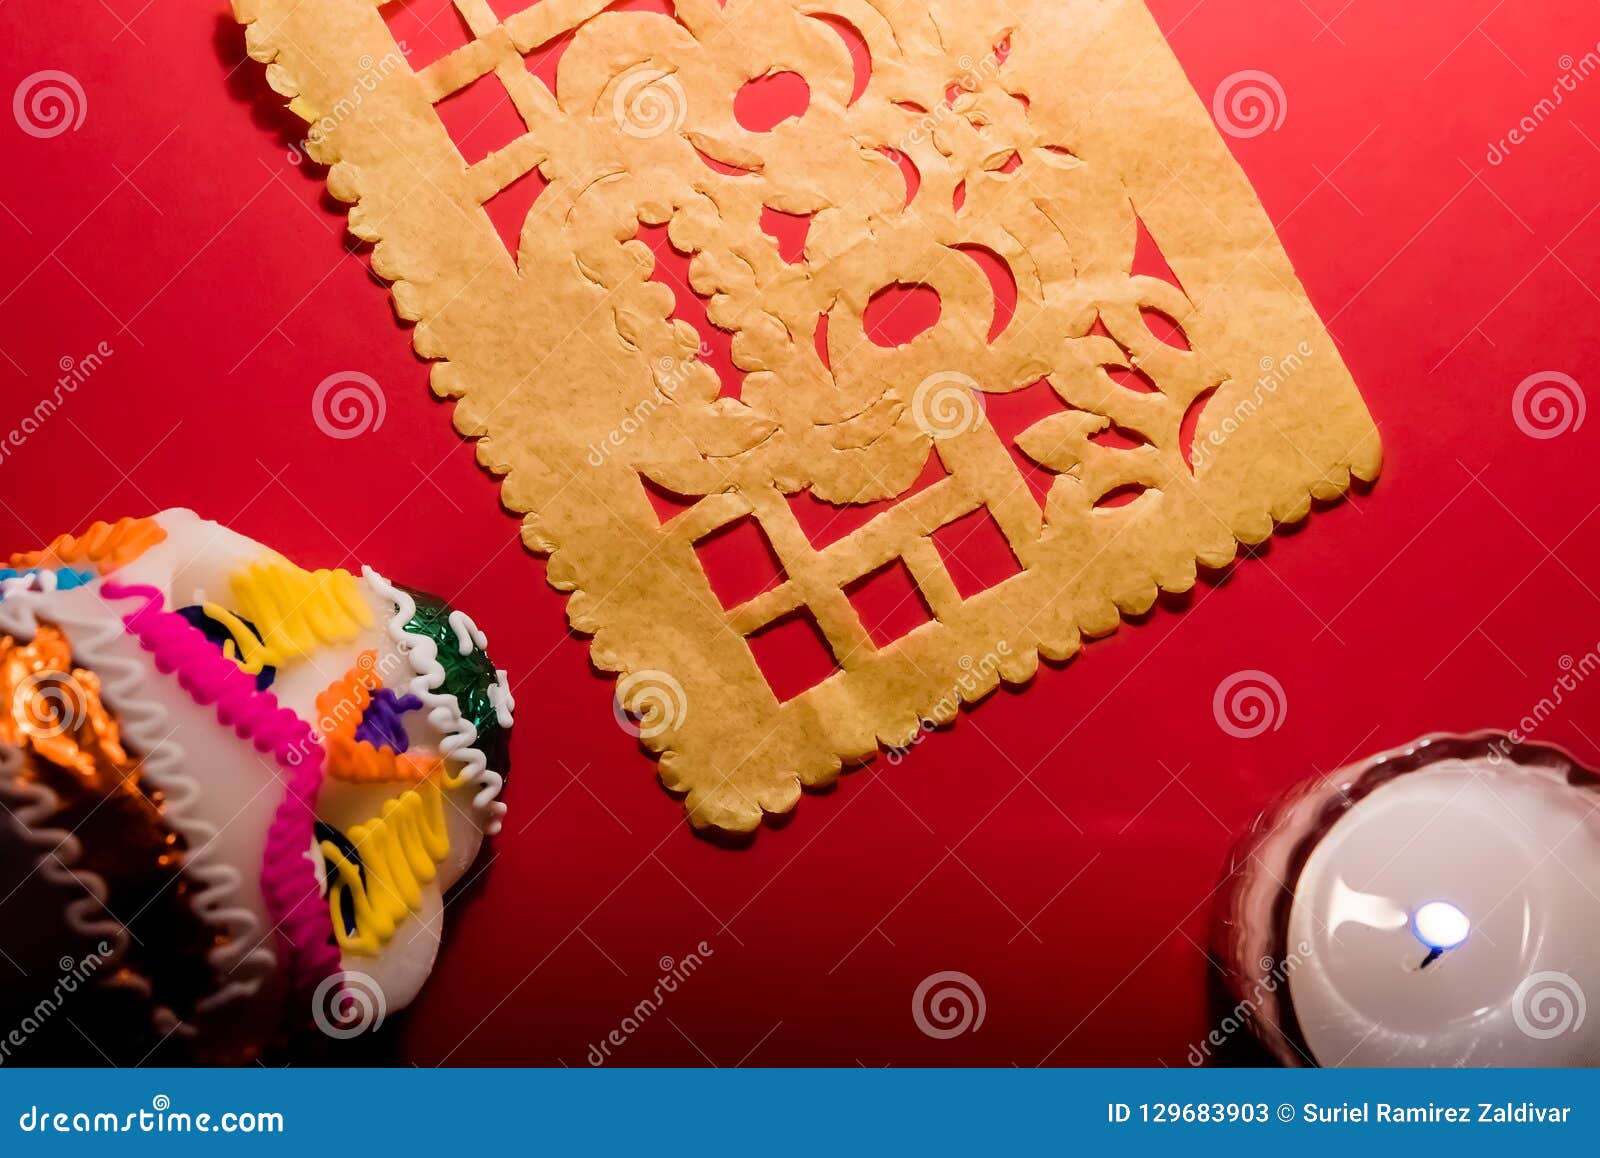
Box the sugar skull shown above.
[0,509,512,1061]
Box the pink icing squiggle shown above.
[101,581,341,990]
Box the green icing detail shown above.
[400,588,508,765]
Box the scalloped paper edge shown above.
[230,0,1382,833]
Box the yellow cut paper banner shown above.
[234,0,1381,831]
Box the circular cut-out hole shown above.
[735,71,810,132]
[864,283,940,347]
[1107,364,1160,394]
[807,13,871,104]
[1142,305,1192,350]
[1180,384,1220,473]
[954,244,1016,342]
[877,146,921,206]
[1095,483,1153,509]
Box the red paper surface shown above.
[2,0,1599,1066]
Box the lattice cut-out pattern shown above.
[234,0,1381,831]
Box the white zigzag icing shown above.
[361,567,509,835]
[0,741,180,1031]
[0,584,276,1015]
[0,742,125,948]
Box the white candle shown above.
[1213,733,1600,1067]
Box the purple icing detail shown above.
[354,687,422,752]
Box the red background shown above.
[3,0,1600,1066]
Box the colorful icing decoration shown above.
[398,587,513,776]
[0,509,512,1062]
[365,568,509,832]
[0,623,217,1037]
[0,574,279,1046]
[10,516,166,574]
[319,774,452,956]
[102,581,340,991]
[203,558,371,674]
[176,605,276,690]
[314,820,364,940]
[355,687,422,752]
[316,656,436,784]
[0,567,94,597]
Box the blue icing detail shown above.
[0,567,94,599]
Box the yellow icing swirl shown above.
[204,558,371,674]
[321,775,453,956]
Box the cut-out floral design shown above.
[235,0,1382,831]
